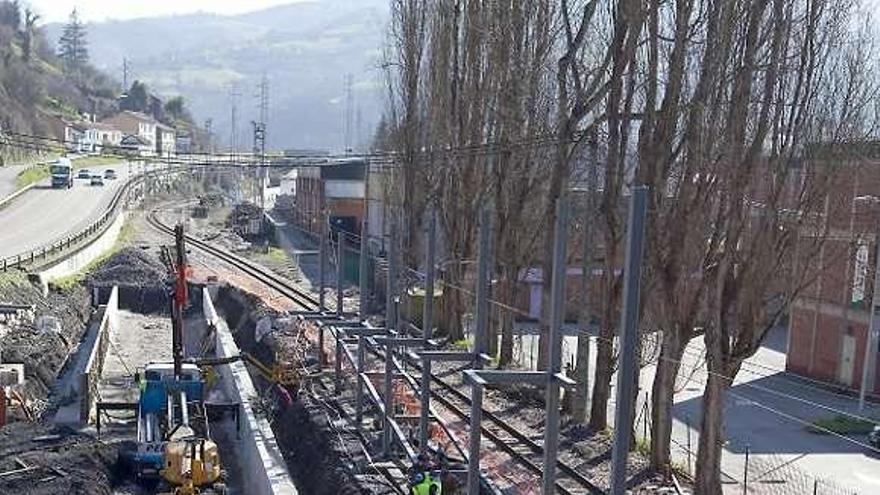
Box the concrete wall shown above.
[39,211,127,282]
[203,287,299,495]
[80,286,118,423]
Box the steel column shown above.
[337,233,345,317]
[609,186,648,495]
[466,381,484,495]
[318,205,327,312]
[419,207,437,449]
[474,204,492,367]
[541,196,570,494]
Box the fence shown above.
[79,286,118,424]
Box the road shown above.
[0,161,135,260]
[0,164,31,199]
[657,327,880,494]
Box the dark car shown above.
[104,169,117,180]
[77,168,91,179]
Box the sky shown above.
[28,0,313,23]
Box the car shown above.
[77,169,92,179]
[90,174,104,186]
[104,169,117,180]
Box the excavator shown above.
[122,224,299,495]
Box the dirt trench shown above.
[213,285,368,495]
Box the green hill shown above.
[46,1,389,151]
[0,3,119,164]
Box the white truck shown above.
[49,157,74,189]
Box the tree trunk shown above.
[589,328,613,430]
[650,330,685,471]
[498,266,517,366]
[441,266,465,341]
[694,361,730,495]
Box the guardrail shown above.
[80,286,118,423]
[0,167,179,272]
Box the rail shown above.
[1,166,181,272]
[146,208,606,494]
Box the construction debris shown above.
[227,202,264,238]
[86,248,169,313]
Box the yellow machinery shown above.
[160,437,224,495]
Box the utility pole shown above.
[859,234,880,412]
[229,85,241,201]
[254,74,269,208]
[343,74,354,153]
[122,58,131,92]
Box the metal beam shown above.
[609,186,648,495]
[420,206,437,449]
[474,204,492,365]
[542,196,570,494]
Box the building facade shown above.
[787,148,880,394]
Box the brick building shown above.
[289,158,367,238]
[787,146,880,393]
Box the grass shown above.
[15,165,50,189]
[264,246,288,263]
[807,414,877,435]
[451,337,472,350]
[75,155,124,169]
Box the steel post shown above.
[382,338,395,457]
[609,186,648,495]
[359,220,370,319]
[359,161,371,319]
[474,204,492,367]
[318,208,327,312]
[466,382,484,495]
[419,207,437,449]
[335,329,343,395]
[386,221,398,335]
[356,336,365,431]
[337,233,345,316]
[541,196,570,495]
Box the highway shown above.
[0,161,135,260]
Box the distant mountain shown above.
[47,1,389,151]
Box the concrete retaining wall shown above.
[39,211,127,282]
[203,287,299,495]
[80,286,118,423]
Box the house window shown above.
[853,241,869,304]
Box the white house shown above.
[102,111,158,153]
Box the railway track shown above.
[147,207,604,494]
[146,210,320,310]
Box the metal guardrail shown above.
[0,167,178,272]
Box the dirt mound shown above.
[0,424,116,495]
[86,248,169,313]
[0,274,91,420]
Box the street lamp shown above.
[856,195,880,413]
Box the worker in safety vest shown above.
[409,471,441,495]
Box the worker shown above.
[409,471,441,495]
[409,451,442,495]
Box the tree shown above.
[122,80,149,113]
[57,8,88,71]
[164,96,188,121]
[0,1,20,29]
[20,7,38,62]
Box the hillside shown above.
[48,1,390,151]
[0,4,118,164]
